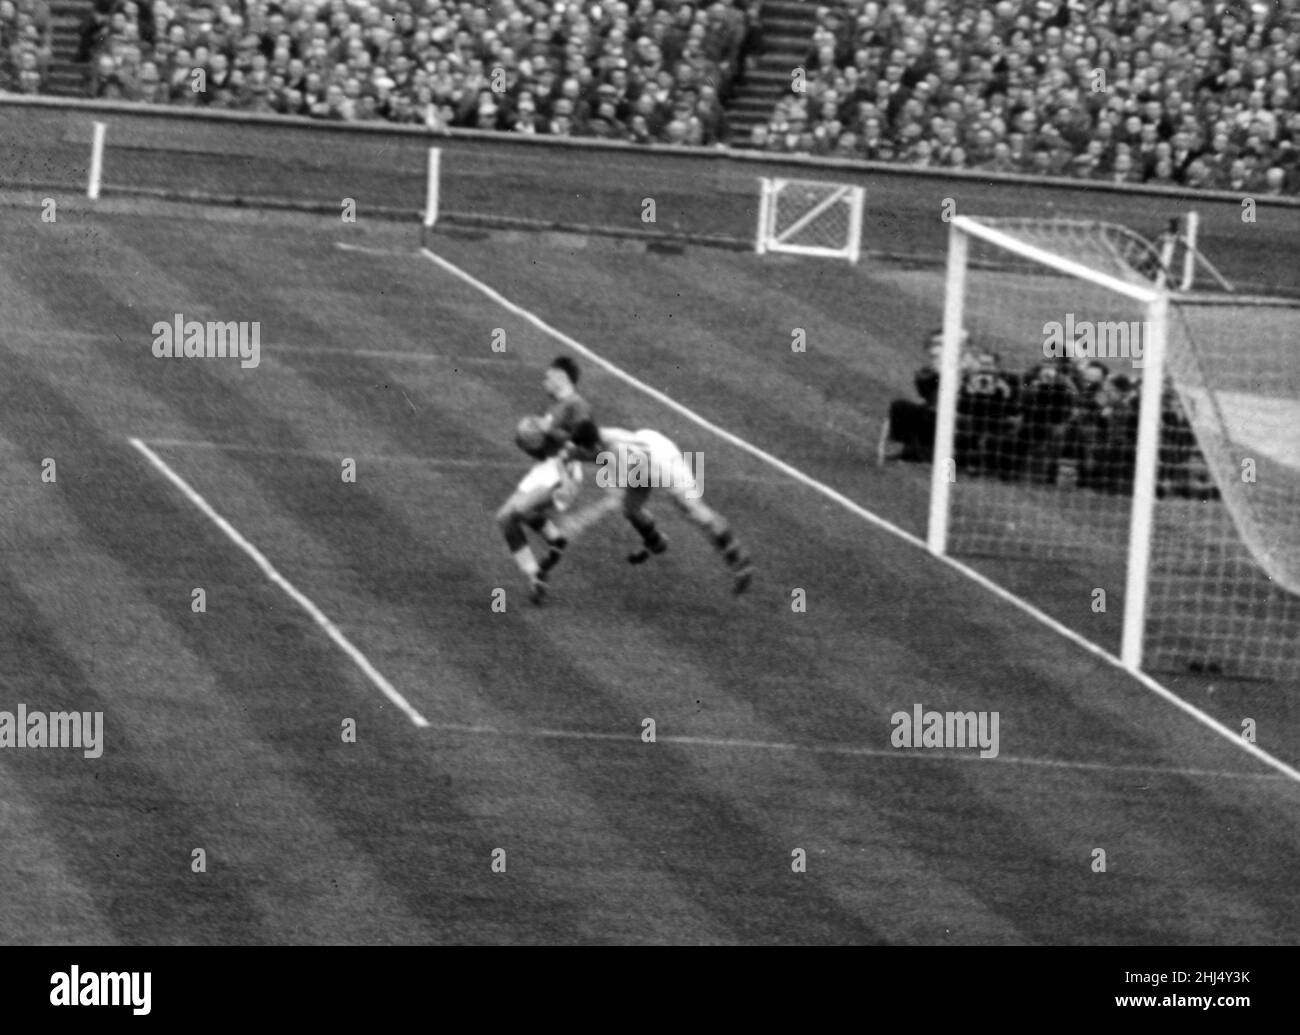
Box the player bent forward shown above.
[596,427,753,594]
[496,356,597,604]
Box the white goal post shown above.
[755,177,865,264]
[927,214,1300,681]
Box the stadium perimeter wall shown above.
[3,95,1299,295]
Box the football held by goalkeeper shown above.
[495,356,597,602]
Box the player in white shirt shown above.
[591,426,753,593]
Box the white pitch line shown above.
[421,722,1286,782]
[336,241,411,258]
[128,436,429,728]
[397,243,1300,787]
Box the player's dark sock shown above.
[538,536,567,577]
[732,557,753,594]
[628,529,668,564]
[712,528,745,566]
[716,529,752,592]
[500,518,528,553]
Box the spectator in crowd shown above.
[1,0,52,91]
[877,329,944,465]
[1070,358,1111,490]
[1093,373,1139,495]
[955,349,1016,476]
[877,327,971,465]
[1011,362,1078,485]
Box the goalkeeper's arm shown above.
[555,419,604,464]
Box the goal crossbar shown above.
[950,216,1160,305]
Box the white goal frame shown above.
[755,177,865,264]
[928,215,1168,672]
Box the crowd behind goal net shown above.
[929,215,1299,682]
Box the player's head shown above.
[1083,360,1109,385]
[544,356,580,399]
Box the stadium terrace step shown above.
[762,34,813,54]
[762,17,817,36]
[721,0,824,141]
[745,68,804,85]
[48,0,92,36]
[45,0,92,95]
[727,120,768,140]
[755,52,808,66]
[45,0,89,91]
[761,0,823,18]
[45,61,87,97]
[51,28,83,51]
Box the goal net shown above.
[1153,294,1300,678]
[755,177,864,263]
[929,215,1300,681]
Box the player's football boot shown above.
[627,530,668,565]
[528,574,548,605]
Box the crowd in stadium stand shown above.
[55,0,753,145]
[0,0,53,93]
[7,0,1300,195]
[880,330,1214,499]
[763,0,1300,194]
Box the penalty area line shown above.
[398,243,1300,788]
[128,436,429,728]
[425,723,1285,782]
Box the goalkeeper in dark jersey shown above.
[496,356,601,603]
